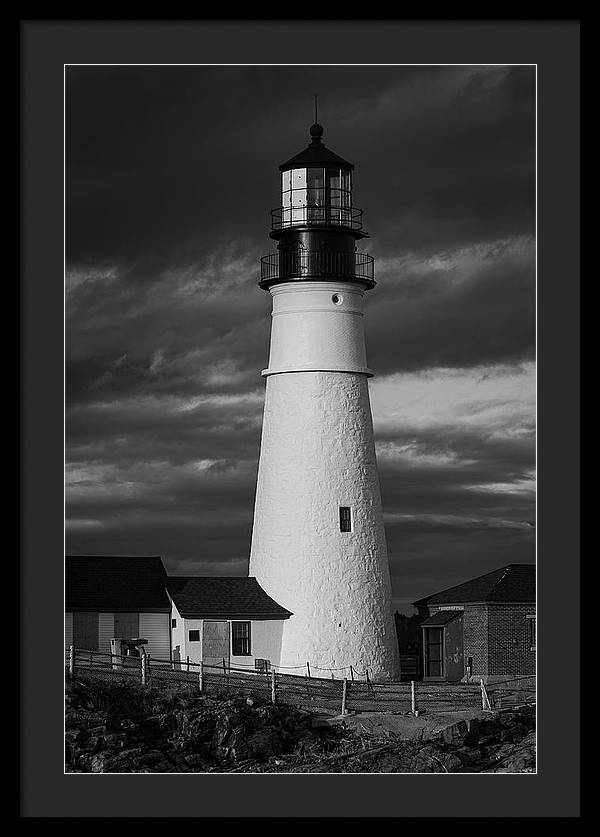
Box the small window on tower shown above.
[339,506,352,532]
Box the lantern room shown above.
[260,121,374,290]
[271,123,363,233]
[280,165,352,228]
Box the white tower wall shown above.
[249,281,400,679]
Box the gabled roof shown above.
[66,556,171,613]
[413,564,536,607]
[166,576,293,621]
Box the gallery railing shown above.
[260,250,374,284]
[271,204,364,231]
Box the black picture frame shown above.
[21,19,579,818]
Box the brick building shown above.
[413,564,536,683]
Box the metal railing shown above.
[260,250,374,284]
[271,205,364,231]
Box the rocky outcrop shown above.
[65,676,535,773]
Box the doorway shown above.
[424,627,443,678]
[202,621,230,669]
[73,612,99,651]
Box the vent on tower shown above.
[339,506,352,532]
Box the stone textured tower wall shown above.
[249,281,400,679]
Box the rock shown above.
[184,753,208,768]
[440,720,468,746]
[245,729,285,761]
[104,732,125,750]
[90,753,110,773]
[137,749,168,766]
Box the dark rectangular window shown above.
[171,618,177,628]
[232,621,251,656]
[528,616,536,649]
[339,506,352,532]
[114,612,139,640]
[188,629,200,642]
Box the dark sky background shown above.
[66,65,536,613]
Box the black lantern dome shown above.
[260,122,374,290]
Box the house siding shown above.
[65,612,73,650]
[170,600,186,664]
[98,613,115,654]
[171,617,286,669]
[139,612,171,661]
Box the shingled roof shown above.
[66,556,171,613]
[413,564,536,607]
[166,576,293,620]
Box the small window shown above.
[171,618,177,628]
[339,506,352,532]
[188,629,200,642]
[232,621,251,656]
[527,616,536,650]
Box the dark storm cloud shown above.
[66,65,536,606]
[66,65,534,269]
[365,236,534,373]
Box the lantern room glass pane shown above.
[307,167,325,223]
[281,170,292,226]
[291,168,307,223]
[327,169,342,224]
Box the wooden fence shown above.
[66,647,535,716]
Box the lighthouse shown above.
[249,120,400,680]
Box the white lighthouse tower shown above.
[249,121,400,680]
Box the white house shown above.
[65,556,172,660]
[165,576,292,670]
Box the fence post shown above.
[146,654,150,685]
[480,678,491,711]
[306,662,311,678]
[198,661,203,693]
[222,657,229,688]
[140,650,147,686]
[187,655,190,676]
[69,645,75,677]
[411,680,417,715]
[350,665,355,682]
[271,668,277,704]
[341,678,348,716]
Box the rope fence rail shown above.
[66,647,535,716]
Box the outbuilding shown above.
[166,576,292,670]
[413,564,536,683]
[65,556,172,661]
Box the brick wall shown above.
[419,602,536,678]
[487,604,536,675]
[462,604,489,676]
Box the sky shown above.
[65,65,536,613]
